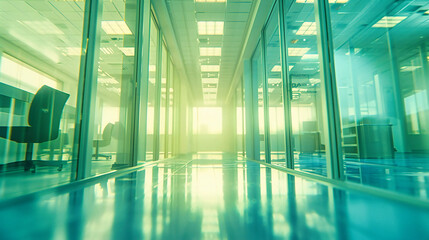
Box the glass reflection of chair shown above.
[93,123,114,160]
[0,85,69,172]
[37,132,72,165]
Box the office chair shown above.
[0,85,70,172]
[93,123,114,160]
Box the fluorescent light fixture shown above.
[106,87,121,94]
[400,66,422,72]
[102,21,132,35]
[309,78,321,84]
[372,16,407,28]
[271,65,282,72]
[118,47,135,56]
[296,22,317,35]
[200,47,222,56]
[296,0,348,3]
[21,20,64,34]
[203,88,217,93]
[98,77,119,84]
[149,78,156,84]
[303,67,316,71]
[149,65,156,72]
[59,47,81,56]
[288,48,310,56]
[268,78,282,84]
[201,65,220,72]
[202,78,219,84]
[198,21,224,35]
[196,0,226,2]
[100,47,114,55]
[302,54,319,60]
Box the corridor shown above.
[1,154,428,239]
[1,0,429,239]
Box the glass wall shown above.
[0,1,180,199]
[0,0,86,197]
[90,0,138,175]
[159,43,168,160]
[166,60,174,158]
[330,0,429,197]
[236,82,244,157]
[283,0,328,176]
[251,41,265,161]
[264,3,286,166]
[146,16,159,161]
[244,0,429,198]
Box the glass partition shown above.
[0,0,85,197]
[330,0,429,197]
[251,41,265,161]
[284,0,328,176]
[159,43,168,160]
[236,82,244,157]
[146,16,159,161]
[166,59,174,158]
[90,0,138,175]
[264,3,286,166]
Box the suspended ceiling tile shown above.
[226,2,252,12]
[195,12,225,21]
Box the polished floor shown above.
[0,155,429,240]
[273,152,429,200]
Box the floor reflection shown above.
[0,156,428,239]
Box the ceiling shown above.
[165,0,256,106]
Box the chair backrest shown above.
[102,123,114,143]
[28,85,70,142]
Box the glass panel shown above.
[166,60,174,158]
[159,44,168,160]
[284,1,327,176]
[236,83,244,157]
[146,16,159,161]
[330,0,429,197]
[264,3,286,166]
[91,0,138,174]
[251,41,265,161]
[0,0,85,198]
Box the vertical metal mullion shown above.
[315,0,344,180]
[153,32,163,161]
[279,0,294,169]
[261,29,271,164]
[73,0,102,180]
[132,0,151,165]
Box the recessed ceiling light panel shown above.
[200,47,222,56]
[296,22,317,35]
[372,16,407,28]
[198,21,224,35]
[288,48,311,56]
[102,21,132,35]
[201,65,220,72]
[118,47,135,56]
